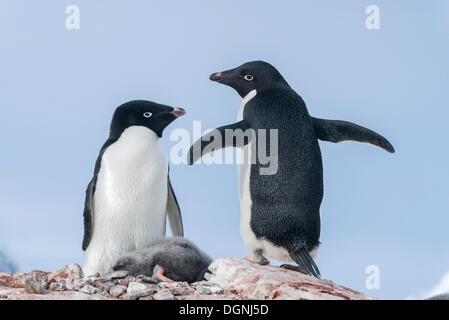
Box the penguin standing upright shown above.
[82,100,186,276]
[188,61,394,278]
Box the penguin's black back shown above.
[245,88,323,251]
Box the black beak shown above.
[171,107,186,117]
[209,72,223,82]
[209,66,248,98]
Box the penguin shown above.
[187,61,394,278]
[82,100,186,276]
[112,237,212,284]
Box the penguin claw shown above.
[280,264,308,275]
[152,265,175,283]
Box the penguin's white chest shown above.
[237,90,292,262]
[83,126,168,276]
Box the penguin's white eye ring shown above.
[143,112,152,118]
[244,74,254,81]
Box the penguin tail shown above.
[288,245,321,278]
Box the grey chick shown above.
[113,237,212,283]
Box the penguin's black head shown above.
[110,100,185,138]
[209,61,289,97]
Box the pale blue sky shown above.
[0,1,448,299]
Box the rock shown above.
[55,266,68,274]
[46,272,59,284]
[90,277,113,287]
[153,290,174,300]
[250,282,274,299]
[0,257,374,300]
[192,281,225,295]
[136,275,157,284]
[87,272,100,278]
[115,276,137,287]
[106,271,129,279]
[157,282,193,296]
[207,257,373,300]
[23,272,48,294]
[69,279,84,291]
[79,285,100,295]
[125,282,155,299]
[0,288,109,300]
[96,276,113,283]
[65,264,84,280]
[12,272,27,288]
[49,280,67,291]
[0,274,15,288]
[47,264,83,287]
[204,285,224,295]
[120,293,137,300]
[195,286,211,295]
[109,285,127,297]
[97,282,114,293]
[204,272,212,281]
[12,272,27,287]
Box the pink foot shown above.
[153,265,175,283]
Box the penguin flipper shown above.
[187,120,251,164]
[167,174,183,236]
[82,175,96,251]
[288,245,321,278]
[312,117,395,153]
[82,139,115,251]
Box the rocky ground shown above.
[0,257,373,300]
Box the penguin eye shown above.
[143,112,152,118]
[244,74,254,81]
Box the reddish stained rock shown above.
[0,288,109,300]
[178,293,242,300]
[0,274,15,288]
[208,257,374,300]
[0,258,373,300]
[23,271,48,294]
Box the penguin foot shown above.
[152,265,175,283]
[244,255,269,265]
[280,264,308,275]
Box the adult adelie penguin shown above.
[188,61,394,278]
[82,100,186,276]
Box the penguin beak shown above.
[209,72,223,82]
[210,66,248,98]
[210,70,235,85]
[171,107,186,117]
